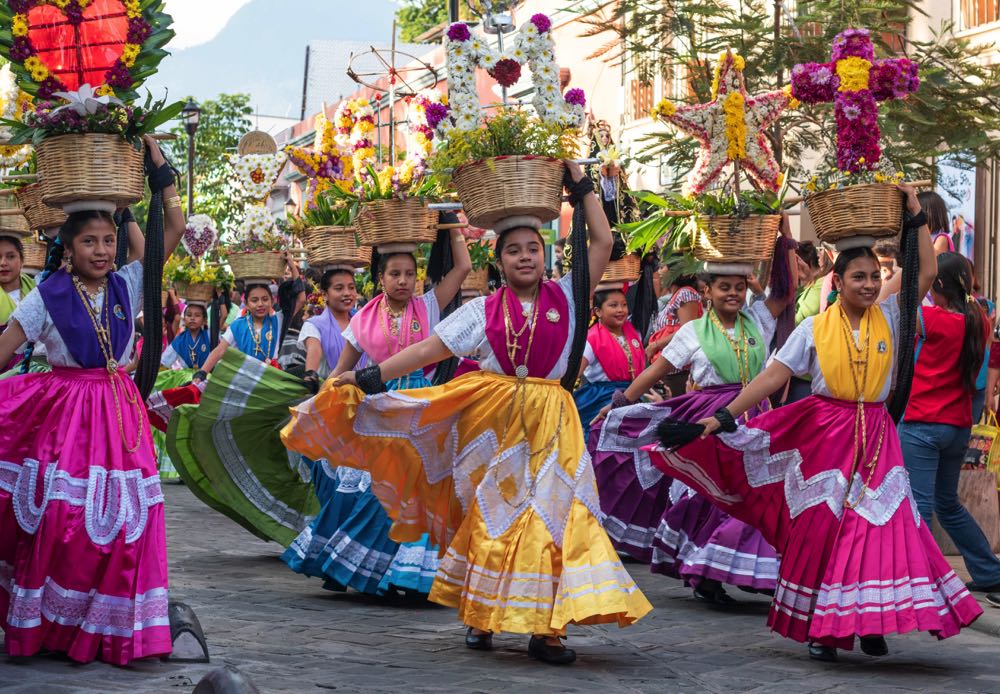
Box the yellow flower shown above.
[95,85,116,98]
[121,43,140,68]
[11,14,28,37]
[125,0,141,18]
[836,56,872,93]
[874,172,885,183]
[650,98,676,119]
[782,84,800,109]
[16,91,33,117]
[722,92,747,160]
[52,0,70,8]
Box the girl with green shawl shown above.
[0,235,38,374]
[590,265,795,606]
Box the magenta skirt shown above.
[651,395,983,648]
[0,367,171,664]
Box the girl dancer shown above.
[0,137,184,663]
[282,163,651,664]
[0,234,33,372]
[161,302,210,370]
[653,186,981,660]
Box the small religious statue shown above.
[587,120,638,227]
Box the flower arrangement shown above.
[304,280,325,316]
[164,253,232,288]
[651,50,793,196]
[429,107,578,174]
[791,28,919,174]
[0,0,174,102]
[443,13,586,131]
[182,214,218,258]
[802,156,906,196]
[1,85,182,146]
[334,96,376,174]
[231,151,288,202]
[289,189,355,230]
[284,110,353,210]
[0,63,33,168]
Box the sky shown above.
[165,0,254,50]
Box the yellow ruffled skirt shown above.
[281,371,652,635]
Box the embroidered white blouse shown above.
[435,273,576,380]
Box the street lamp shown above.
[181,99,202,218]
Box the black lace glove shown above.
[116,207,135,227]
[903,210,927,232]
[192,370,208,383]
[356,365,387,395]
[303,370,320,395]
[563,170,594,207]
[146,159,177,194]
[656,419,706,449]
[610,390,633,410]
[714,407,738,433]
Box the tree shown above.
[396,0,449,42]
[570,0,1000,194]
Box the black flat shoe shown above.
[986,593,1000,608]
[465,627,493,651]
[808,643,837,662]
[528,636,577,665]
[965,581,1000,593]
[859,635,888,657]
[692,586,737,607]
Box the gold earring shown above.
[65,255,73,273]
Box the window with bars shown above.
[961,0,1000,28]
[626,54,656,121]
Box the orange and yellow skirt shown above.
[281,370,652,635]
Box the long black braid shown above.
[888,220,921,423]
[560,173,593,392]
[429,212,461,386]
[209,288,223,348]
[113,207,132,269]
[134,151,176,400]
[627,252,657,338]
[17,234,63,374]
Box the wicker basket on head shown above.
[805,183,902,244]
[356,198,438,248]
[15,183,67,231]
[461,267,489,294]
[601,254,641,284]
[21,237,48,270]
[183,283,215,304]
[0,190,30,237]
[228,250,287,282]
[452,156,565,230]
[301,225,371,268]
[692,215,780,263]
[36,134,145,209]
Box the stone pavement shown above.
[3,484,1000,694]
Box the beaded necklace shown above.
[502,284,539,380]
[708,307,752,386]
[245,313,274,360]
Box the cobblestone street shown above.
[2,484,1000,694]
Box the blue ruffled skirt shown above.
[281,369,440,595]
[574,380,630,437]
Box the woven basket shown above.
[356,198,438,247]
[36,134,145,208]
[805,183,903,243]
[461,267,489,294]
[301,225,371,268]
[15,183,67,231]
[601,255,641,284]
[21,238,47,270]
[228,250,286,282]
[0,191,30,237]
[692,215,780,263]
[452,156,565,229]
[183,282,215,303]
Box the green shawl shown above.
[0,274,35,325]
[694,308,766,385]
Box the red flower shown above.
[489,59,522,88]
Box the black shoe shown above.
[465,627,493,651]
[528,636,577,665]
[986,593,1000,608]
[808,643,837,662]
[859,635,889,657]
[692,585,737,607]
[965,581,1000,593]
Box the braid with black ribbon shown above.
[887,212,923,423]
[430,211,461,386]
[627,252,657,338]
[134,151,176,401]
[560,173,593,392]
[18,234,62,374]
[113,207,132,269]
[209,289,222,348]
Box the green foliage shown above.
[430,109,578,177]
[570,0,1000,196]
[395,0,448,42]
[467,240,494,270]
[294,190,357,229]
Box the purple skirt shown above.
[589,384,779,590]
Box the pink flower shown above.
[425,102,450,130]
[790,62,835,103]
[831,28,875,62]
[447,23,471,42]
[564,88,586,107]
[530,13,552,34]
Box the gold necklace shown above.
[246,314,273,359]
[379,296,410,356]
[606,325,636,379]
[502,286,540,379]
[71,275,142,453]
[382,298,406,337]
[708,308,752,386]
[836,305,886,509]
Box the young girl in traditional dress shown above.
[296,233,471,597]
[281,162,651,664]
[653,186,982,660]
[0,137,184,664]
[573,285,647,430]
[161,302,210,370]
[0,235,33,372]
[591,251,795,605]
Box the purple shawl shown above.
[306,308,367,371]
[38,269,132,369]
[485,281,569,379]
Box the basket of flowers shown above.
[165,254,232,305]
[228,206,291,283]
[600,254,641,284]
[14,182,66,232]
[291,193,371,268]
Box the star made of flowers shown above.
[791,28,918,174]
[651,50,794,196]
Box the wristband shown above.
[563,172,594,207]
[356,365,387,395]
[713,407,738,433]
[116,207,134,227]
[610,390,634,410]
[193,370,207,382]
[903,210,927,232]
[147,161,176,194]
